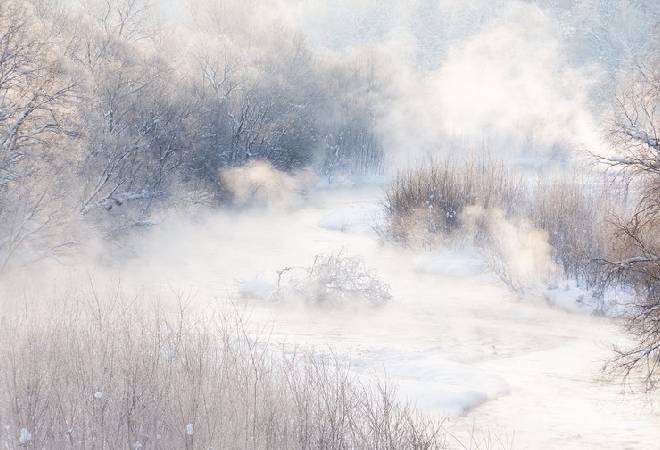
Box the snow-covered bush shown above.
[275,253,392,307]
[0,291,441,449]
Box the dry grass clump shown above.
[459,205,559,293]
[527,176,624,292]
[384,161,524,245]
[0,289,440,449]
[384,160,631,298]
[275,253,392,307]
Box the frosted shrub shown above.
[275,253,392,307]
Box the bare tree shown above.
[600,61,660,388]
[66,2,191,232]
[0,1,77,271]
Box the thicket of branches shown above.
[0,291,446,449]
[386,161,643,294]
[274,253,393,307]
[384,159,624,291]
[0,0,386,270]
[384,161,525,244]
[600,60,660,388]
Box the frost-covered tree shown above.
[64,0,188,232]
[602,59,660,388]
[0,1,76,270]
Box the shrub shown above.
[275,253,392,307]
[459,205,559,293]
[384,160,524,245]
[526,175,623,293]
[384,160,629,301]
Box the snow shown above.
[413,249,489,278]
[543,280,594,313]
[237,277,276,300]
[543,280,633,315]
[82,191,161,214]
[378,356,509,417]
[318,204,383,234]
[18,428,30,444]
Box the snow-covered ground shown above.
[122,184,660,449]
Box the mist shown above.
[1,0,659,448]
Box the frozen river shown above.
[125,184,660,449]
